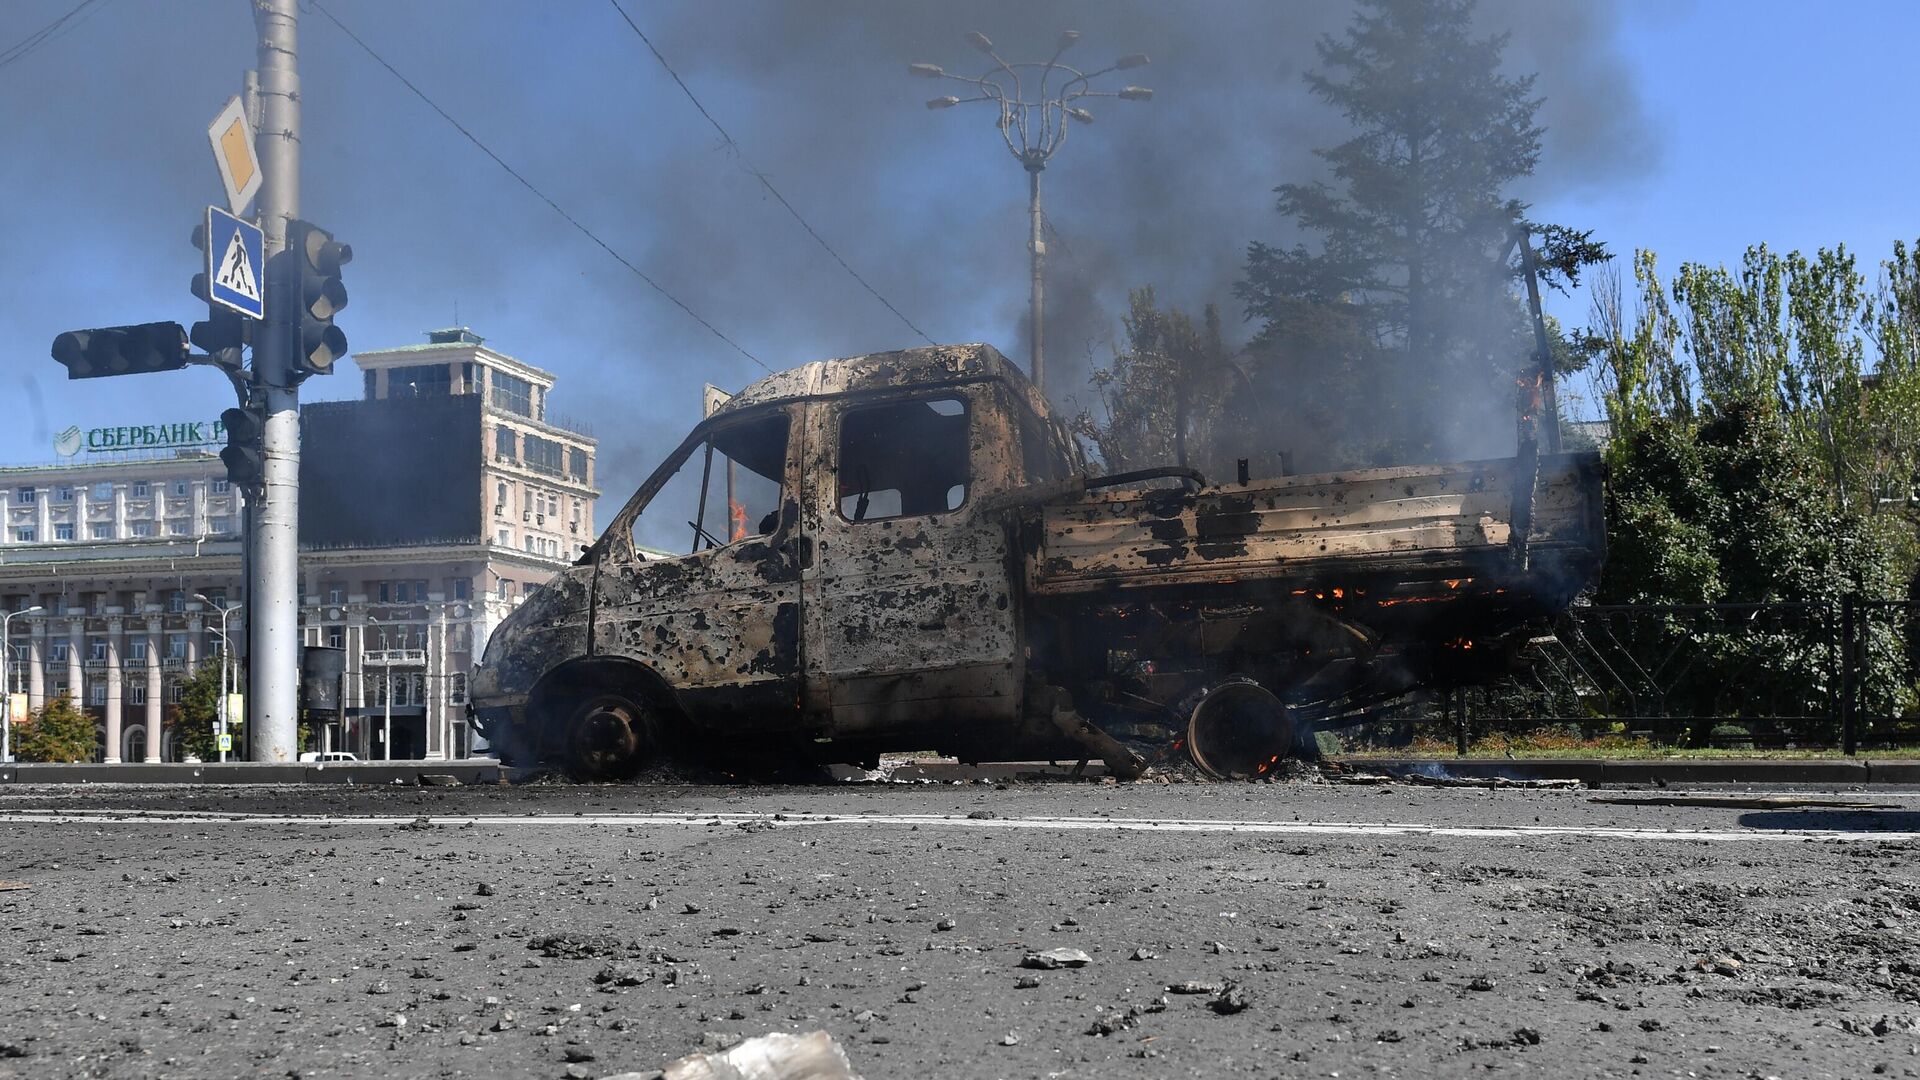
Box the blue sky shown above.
[3,0,1917,503]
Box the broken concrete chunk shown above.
[1209,984,1251,1015]
[1021,947,1092,970]
[660,1030,862,1080]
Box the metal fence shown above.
[1413,598,1920,753]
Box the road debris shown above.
[1022,947,1093,969]
[655,1030,862,1080]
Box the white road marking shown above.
[0,808,1913,842]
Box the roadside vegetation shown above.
[1073,0,1920,756]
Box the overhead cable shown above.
[310,0,770,373]
[606,0,938,347]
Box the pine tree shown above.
[1237,0,1602,464]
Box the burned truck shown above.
[469,343,1603,780]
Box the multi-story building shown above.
[0,328,598,762]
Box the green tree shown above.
[14,695,98,763]
[166,661,224,762]
[1074,288,1238,476]
[1237,0,1604,464]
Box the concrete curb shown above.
[1342,757,1920,787]
[0,760,509,786]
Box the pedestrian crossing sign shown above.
[206,205,265,320]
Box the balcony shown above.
[364,648,427,666]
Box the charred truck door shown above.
[798,387,1022,752]
[589,405,804,749]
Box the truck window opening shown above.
[837,396,970,522]
[631,411,789,555]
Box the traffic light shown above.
[50,323,189,380]
[190,219,213,304]
[190,308,248,373]
[285,219,351,378]
[220,405,266,493]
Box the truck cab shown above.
[469,344,1070,777]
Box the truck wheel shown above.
[1185,678,1303,780]
[562,692,654,782]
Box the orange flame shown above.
[729,499,748,542]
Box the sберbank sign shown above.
[52,420,226,457]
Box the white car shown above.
[298,751,360,763]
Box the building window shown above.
[524,434,564,476]
[169,682,184,704]
[88,637,107,661]
[131,522,155,538]
[495,482,507,513]
[496,425,517,461]
[448,672,468,705]
[204,590,226,608]
[496,527,510,547]
[132,480,150,498]
[497,580,512,600]
[389,363,453,398]
[524,535,535,552]
[90,681,107,706]
[364,370,377,400]
[89,523,112,540]
[210,516,232,534]
[167,520,188,536]
[173,481,189,498]
[453,579,469,601]
[88,593,106,615]
[54,485,73,503]
[91,482,113,502]
[49,642,70,662]
[15,486,34,504]
[168,591,186,614]
[326,625,343,649]
[211,478,230,494]
[491,371,535,418]
[569,448,588,481]
[12,528,35,543]
[53,523,74,541]
[327,585,344,605]
[130,638,148,661]
[166,634,188,659]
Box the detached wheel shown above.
[562,692,653,782]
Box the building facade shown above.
[1,328,598,762]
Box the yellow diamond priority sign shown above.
[207,96,261,216]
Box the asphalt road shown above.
[3,777,1919,1079]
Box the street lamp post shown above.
[196,596,240,763]
[913,32,1151,394]
[2,605,45,763]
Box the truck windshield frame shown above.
[598,406,793,561]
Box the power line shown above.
[0,0,105,72]
[605,0,938,347]
[308,0,770,373]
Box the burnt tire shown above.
[560,691,654,782]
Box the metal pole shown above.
[250,0,301,762]
[1026,161,1045,392]
[3,609,24,762]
